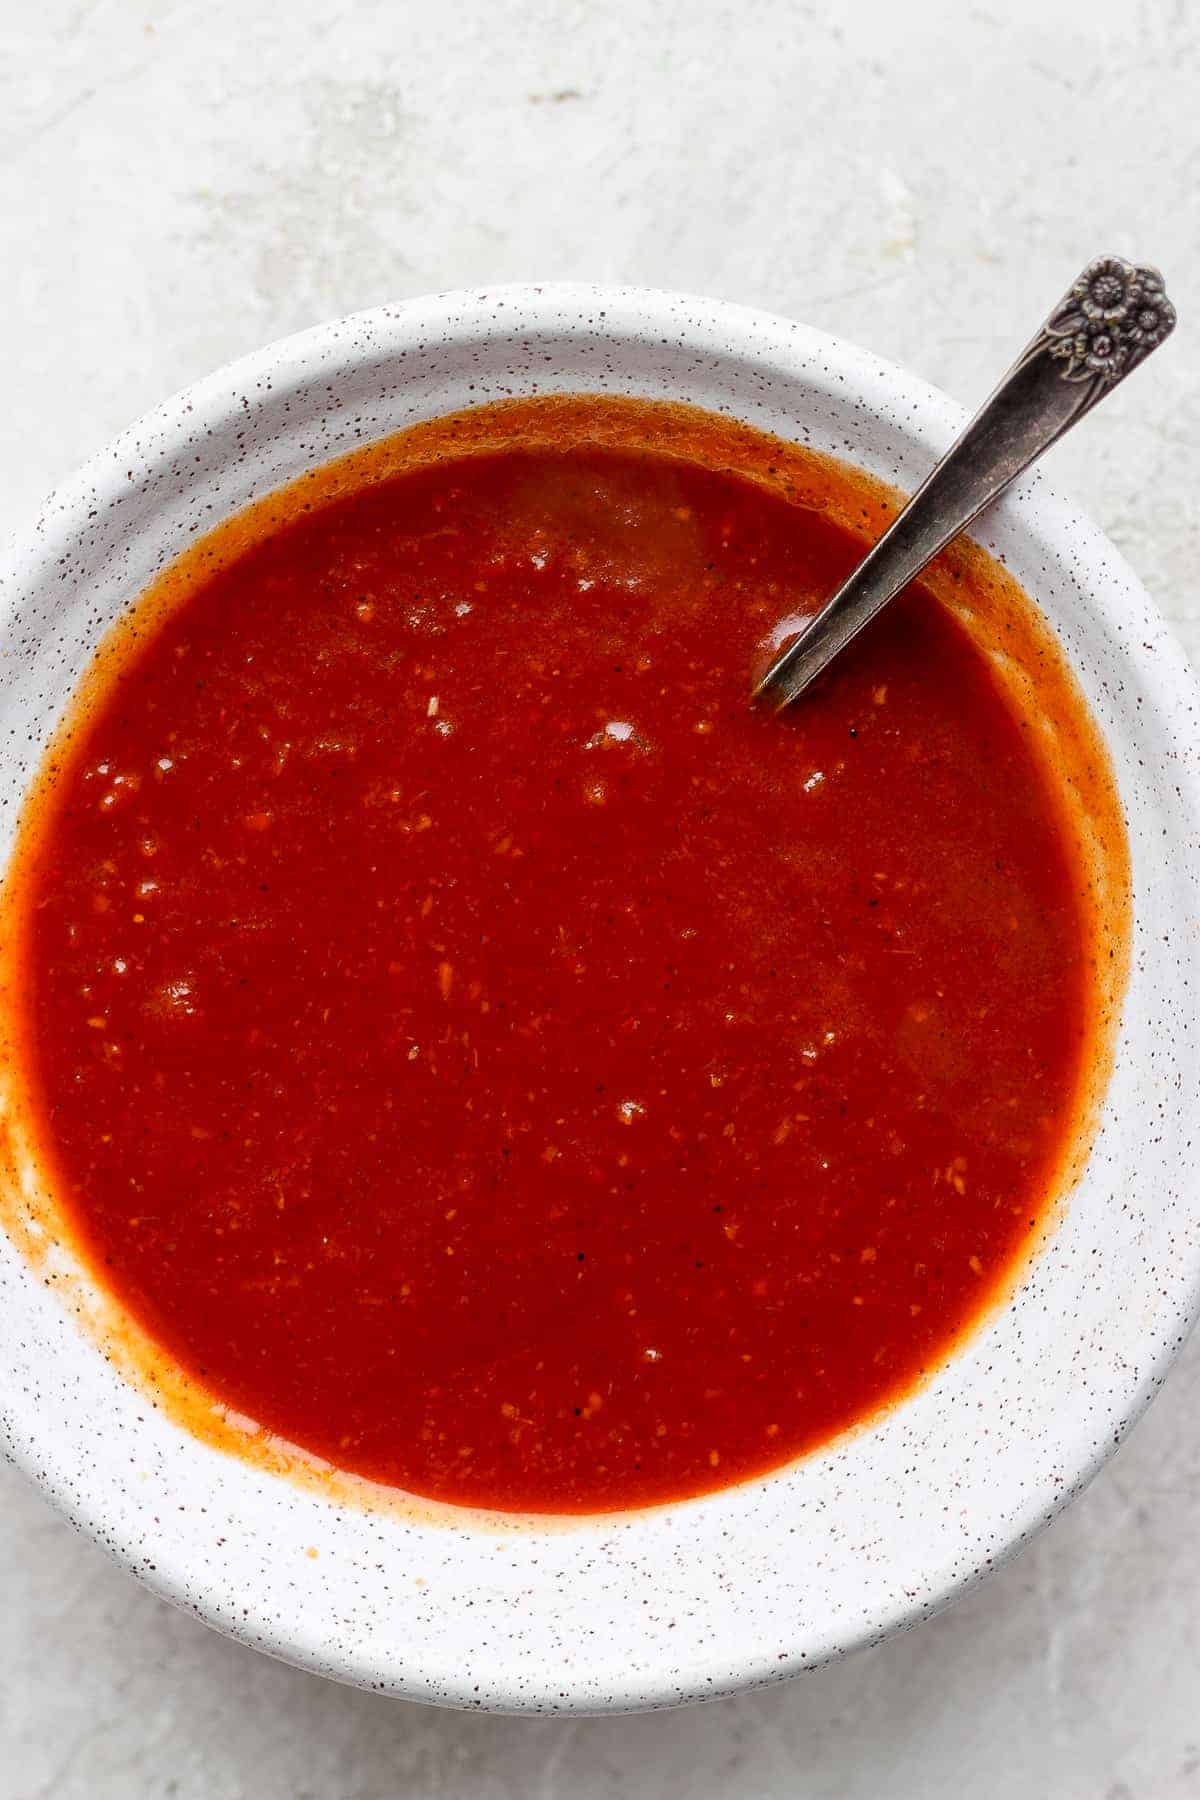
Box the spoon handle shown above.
[755,256,1177,709]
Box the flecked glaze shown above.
[0,287,1197,1713]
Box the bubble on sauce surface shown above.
[146,975,201,1022]
[583,717,654,756]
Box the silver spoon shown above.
[753,255,1177,710]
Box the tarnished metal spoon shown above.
[753,255,1177,710]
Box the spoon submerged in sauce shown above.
[754,255,1177,710]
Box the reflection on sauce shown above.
[5,398,1124,1513]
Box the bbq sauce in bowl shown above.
[2,396,1126,1513]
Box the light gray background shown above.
[2,1,1198,1795]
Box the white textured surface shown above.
[0,0,1197,1793]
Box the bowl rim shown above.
[3,280,1200,1713]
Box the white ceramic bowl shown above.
[2,286,1199,1715]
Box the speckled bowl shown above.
[1,286,1199,1714]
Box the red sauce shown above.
[10,400,1102,1512]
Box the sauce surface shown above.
[10,401,1101,1512]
